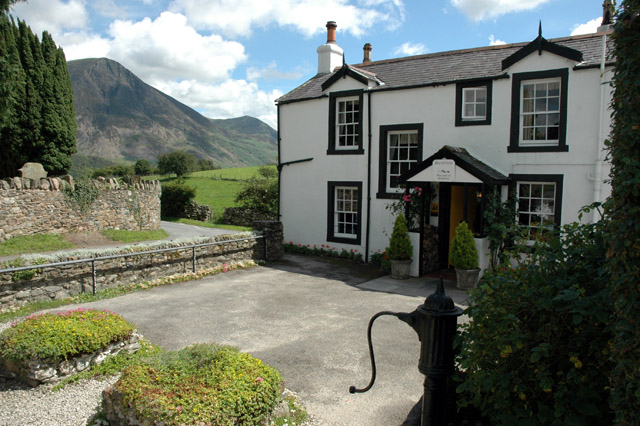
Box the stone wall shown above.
[0,176,161,242]
[0,222,284,310]
[221,207,276,227]
[182,200,212,222]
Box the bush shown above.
[160,182,196,217]
[109,343,282,425]
[449,221,478,270]
[457,219,614,425]
[91,164,134,178]
[0,308,135,365]
[235,175,278,215]
[157,151,196,177]
[385,215,413,260]
[134,159,154,176]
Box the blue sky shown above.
[11,0,606,129]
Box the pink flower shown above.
[222,264,228,272]
[176,406,182,412]
[402,195,411,202]
[256,377,264,383]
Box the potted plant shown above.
[449,221,480,290]
[386,215,413,279]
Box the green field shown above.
[153,165,276,222]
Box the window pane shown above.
[476,104,486,117]
[519,184,530,197]
[523,84,534,98]
[522,99,534,113]
[464,89,475,102]
[548,113,560,126]
[548,97,560,111]
[531,184,542,197]
[464,104,474,116]
[519,213,530,226]
[522,128,534,140]
[535,98,547,112]
[548,82,560,96]
[535,128,546,140]
[535,84,547,98]
[547,126,559,140]
[519,199,529,212]
[476,88,486,102]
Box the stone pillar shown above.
[253,220,284,262]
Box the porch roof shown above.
[399,145,509,186]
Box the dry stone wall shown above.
[0,176,161,242]
[0,223,284,311]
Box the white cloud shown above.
[106,12,246,84]
[56,32,111,60]
[11,0,88,35]
[488,34,506,46]
[169,0,405,38]
[156,79,282,128]
[392,42,427,57]
[451,0,550,21]
[247,62,304,82]
[571,17,601,36]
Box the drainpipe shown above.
[592,32,608,223]
[365,91,373,264]
[277,104,282,219]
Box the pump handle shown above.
[349,311,411,394]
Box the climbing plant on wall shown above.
[604,1,640,423]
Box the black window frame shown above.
[509,174,564,231]
[455,80,492,126]
[327,181,363,245]
[509,69,569,153]
[328,90,364,155]
[377,123,424,199]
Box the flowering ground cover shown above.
[0,308,135,366]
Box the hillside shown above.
[67,58,277,167]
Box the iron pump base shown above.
[350,278,463,426]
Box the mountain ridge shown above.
[68,57,277,167]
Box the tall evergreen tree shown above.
[0,13,76,177]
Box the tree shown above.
[134,159,153,176]
[1,0,25,13]
[0,15,76,177]
[235,169,278,215]
[157,151,196,177]
[604,1,640,423]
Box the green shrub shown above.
[457,219,614,425]
[449,221,478,270]
[134,159,154,176]
[112,343,282,425]
[385,215,413,260]
[0,308,135,365]
[91,164,134,179]
[235,175,278,215]
[160,182,196,217]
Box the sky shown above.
[10,0,607,130]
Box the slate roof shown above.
[276,31,614,105]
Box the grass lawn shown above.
[152,165,276,222]
[0,234,75,257]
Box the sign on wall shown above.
[433,159,456,182]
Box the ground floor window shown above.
[510,174,563,237]
[327,181,362,244]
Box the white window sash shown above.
[386,130,418,193]
[519,78,561,146]
[461,87,487,121]
[334,186,358,238]
[335,96,360,150]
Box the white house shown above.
[276,12,615,277]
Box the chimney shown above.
[317,21,344,75]
[597,0,614,31]
[363,43,372,64]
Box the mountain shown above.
[67,58,277,167]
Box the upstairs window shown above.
[520,79,561,145]
[509,69,568,152]
[328,90,364,155]
[336,97,359,149]
[455,80,492,126]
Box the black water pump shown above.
[350,278,463,426]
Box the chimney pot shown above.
[363,43,372,63]
[326,21,337,43]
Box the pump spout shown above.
[349,310,414,393]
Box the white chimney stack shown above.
[317,21,343,74]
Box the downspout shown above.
[592,33,608,222]
[365,91,372,264]
[276,103,282,220]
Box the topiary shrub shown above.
[386,215,413,261]
[160,182,196,218]
[103,343,283,426]
[456,219,614,425]
[449,221,478,270]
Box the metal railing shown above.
[0,235,265,295]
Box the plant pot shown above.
[455,268,480,290]
[390,259,412,280]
